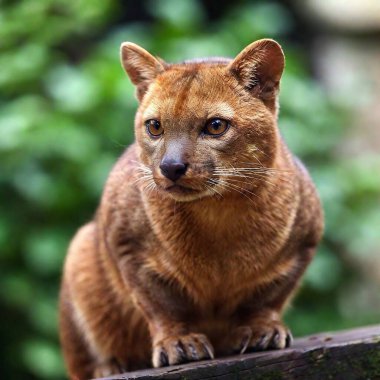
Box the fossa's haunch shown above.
[59,39,324,380]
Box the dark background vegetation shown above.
[1,0,379,379]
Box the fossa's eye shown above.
[203,118,230,137]
[145,119,163,137]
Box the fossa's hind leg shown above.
[60,223,152,379]
[59,285,97,380]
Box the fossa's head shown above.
[121,39,285,202]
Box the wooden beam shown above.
[95,324,380,380]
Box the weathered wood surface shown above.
[96,325,380,380]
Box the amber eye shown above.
[203,118,230,137]
[145,119,163,137]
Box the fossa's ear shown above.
[228,39,285,102]
[120,42,165,101]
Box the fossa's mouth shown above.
[165,184,199,195]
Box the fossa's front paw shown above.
[152,333,214,367]
[231,321,292,354]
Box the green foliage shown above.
[1,0,379,379]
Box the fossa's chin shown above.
[160,184,214,202]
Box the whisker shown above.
[213,160,295,189]
[132,174,153,183]
[213,169,293,184]
[231,162,294,173]
[214,167,292,174]
[131,159,153,171]
[214,172,288,180]
[213,171,279,184]
[220,180,259,196]
[205,180,223,197]
[143,179,157,196]
[212,178,258,202]
[225,175,277,188]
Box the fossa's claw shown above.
[232,321,292,354]
[153,333,214,367]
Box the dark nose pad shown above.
[159,160,188,182]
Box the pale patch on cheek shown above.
[247,144,259,156]
[206,102,235,120]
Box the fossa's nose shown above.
[159,159,188,182]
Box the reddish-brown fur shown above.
[59,39,323,379]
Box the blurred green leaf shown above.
[148,0,205,30]
[24,230,66,276]
[29,297,59,336]
[1,273,35,308]
[304,245,342,291]
[22,339,65,378]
